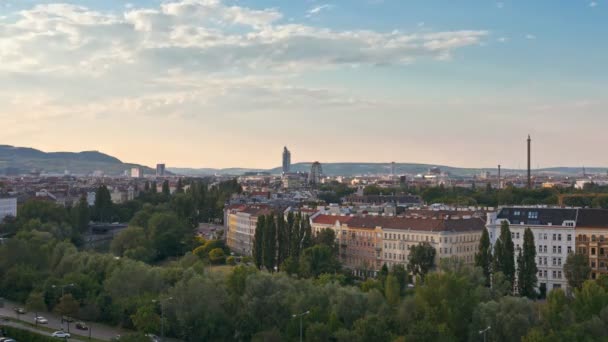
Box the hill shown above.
[170,163,606,177]
[0,145,153,176]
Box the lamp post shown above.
[479,326,491,342]
[292,311,310,342]
[153,297,173,341]
[53,283,75,331]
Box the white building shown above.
[130,167,143,178]
[0,198,17,222]
[486,207,576,293]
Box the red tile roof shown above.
[312,214,353,225]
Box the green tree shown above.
[299,245,340,278]
[162,180,170,196]
[315,228,336,249]
[564,253,591,290]
[517,228,537,298]
[94,185,112,222]
[71,197,90,235]
[55,294,80,318]
[407,242,436,281]
[263,214,277,272]
[475,228,492,286]
[470,296,537,342]
[252,215,266,269]
[26,291,47,325]
[148,212,192,260]
[131,304,160,334]
[494,221,515,290]
[384,274,400,306]
[209,248,226,265]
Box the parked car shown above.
[35,316,49,324]
[0,337,17,342]
[51,331,71,338]
[145,334,160,342]
[110,335,121,341]
[75,321,88,330]
[12,307,25,315]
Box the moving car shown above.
[12,307,25,315]
[75,321,88,330]
[51,331,71,338]
[35,316,49,324]
[145,334,160,342]
[62,316,74,323]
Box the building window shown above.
[538,257,543,265]
[592,248,596,256]
[552,234,556,241]
[558,258,562,266]
[591,261,596,268]
[552,271,556,279]
[558,271,562,279]
[544,270,548,277]
[567,246,572,254]
[544,245,548,253]
[558,246,562,254]
[558,234,562,241]
[601,248,605,256]
[529,211,538,219]
[552,258,556,266]
[553,246,557,254]
[516,232,520,239]
[592,235,597,242]
[544,233,548,240]
[567,234,572,241]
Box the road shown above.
[0,299,126,341]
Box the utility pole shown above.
[479,326,491,342]
[153,297,173,341]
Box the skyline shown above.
[0,0,606,169]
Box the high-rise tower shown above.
[282,147,291,174]
[309,161,323,186]
[527,135,532,189]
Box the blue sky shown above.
[0,0,606,169]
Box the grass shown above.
[207,264,236,276]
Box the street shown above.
[0,299,126,341]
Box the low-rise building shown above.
[574,209,608,280]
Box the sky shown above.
[0,0,606,169]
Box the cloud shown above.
[0,0,488,123]
[306,4,333,18]
[496,2,504,9]
[497,37,508,43]
[589,2,598,7]
[525,34,536,40]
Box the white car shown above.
[35,316,48,324]
[51,331,71,338]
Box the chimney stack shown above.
[527,135,532,189]
[498,164,502,190]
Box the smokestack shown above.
[527,135,532,189]
[498,164,502,190]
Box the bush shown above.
[208,248,226,265]
[226,256,236,266]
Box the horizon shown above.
[1,1,606,168]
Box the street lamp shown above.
[292,310,310,342]
[52,283,75,298]
[479,326,491,342]
[153,297,173,341]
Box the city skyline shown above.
[0,0,606,169]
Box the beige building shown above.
[312,213,485,277]
[224,205,272,256]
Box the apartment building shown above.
[574,209,608,280]
[224,205,272,256]
[486,207,576,292]
[311,213,485,277]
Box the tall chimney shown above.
[527,135,532,189]
[498,164,502,190]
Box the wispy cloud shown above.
[496,2,505,9]
[589,2,598,7]
[306,4,333,17]
[497,37,509,43]
[525,34,536,40]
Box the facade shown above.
[225,205,272,256]
[574,209,608,280]
[309,162,323,186]
[487,207,576,292]
[0,197,17,222]
[156,164,166,177]
[282,147,291,174]
[312,212,485,278]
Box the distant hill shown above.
[0,145,154,176]
[170,163,607,177]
